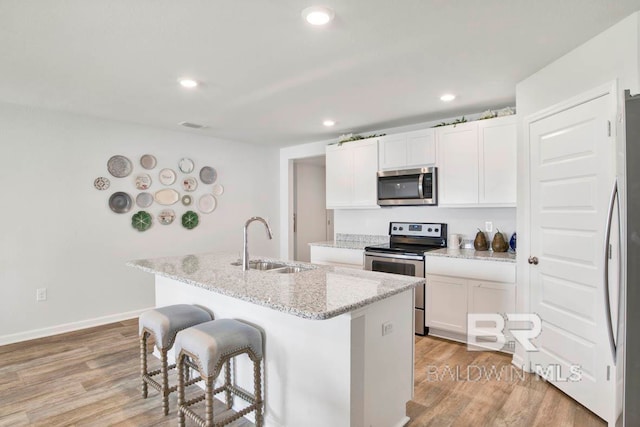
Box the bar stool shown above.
[175,319,264,427]
[139,304,213,415]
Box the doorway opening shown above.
[292,156,333,262]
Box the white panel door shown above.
[529,90,616,422]
[379,134,407,170]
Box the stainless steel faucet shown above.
[242,216,273,271]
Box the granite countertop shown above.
[425,248,517,263]
[309,233,388,250]
[128,252,422,321]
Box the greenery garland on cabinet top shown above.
[329,107,516,145]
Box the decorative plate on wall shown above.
[178,158,195,174]
[182,211,199,229]
[135,173,152,190]
[107,155,133,178]
[181,195,192,206]
[140,154,157,170]
[94,177,110,190]
[109,192,133,213]
[158,209,176,225]
[131,211,152,232]
[199,166,217,184]
[154,189,180,205]
[159,168,176,186]
[182,177,198,192]
[212,183,224,196]
[198,194,217,214]
[136,192,153,208]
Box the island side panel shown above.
[155,275,353,427]
[355,289,414,427]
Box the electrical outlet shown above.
[36,288,47,301]
[382,321,394,336]
[485,221,493,233]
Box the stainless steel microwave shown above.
[377,167,437,206]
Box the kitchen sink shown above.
[231,260,313,273]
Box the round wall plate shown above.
[136,192,153,208]
[199,166,217,184]
[158,209,176,225]
[131,211,152,232]
[178,158,195,174]
[135,173,152,190]
[94,176,110,190]
[107,155,133,178]
[159,168,176,185]
[198,194,217,214]
[182,195,192,206]
[140,154,157,170]
[182,211,199,229]
[109,192,132,213]
[182,177,198,192]
[212,183,224,196]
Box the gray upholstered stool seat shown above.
[175,319,264,427]
[139,304,213,415]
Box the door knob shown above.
[528,256,539,265]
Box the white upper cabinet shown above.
[378,129,436,170]
[436,122,479,205]
[478,116,517,205]
[326,139,379,209]
[436,115,516,207]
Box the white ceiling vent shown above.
[179,121,206,129]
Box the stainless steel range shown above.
[364,222,447,336]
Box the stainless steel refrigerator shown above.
[618,90,640,426]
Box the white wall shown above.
[0,103,279,343]
[334,207,515,245]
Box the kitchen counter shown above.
[128,252,421,320]
[308,233,387,250]
[426,247,517,263]
[129,251,416,427]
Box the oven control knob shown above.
[435,228,439,232]
[428,228,432,232]
[399,227,403,230]
[392,226,397,230]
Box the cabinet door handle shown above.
[528,256,539,265]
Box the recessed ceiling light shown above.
[323,119,336,127]
[302,6,335,26]
[178,78,199,89]
[440,94,456,102]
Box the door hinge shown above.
[293,213,297,233]
[607,120,612,137]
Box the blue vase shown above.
[509,232,517,252]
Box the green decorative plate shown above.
[182,210,199,230]
[132,211,152,232]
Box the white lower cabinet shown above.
[425,275,468,334]
[425,270,516,352]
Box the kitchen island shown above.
[128,252,421,427]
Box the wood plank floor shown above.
[0,320,606,426]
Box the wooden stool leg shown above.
[254,360,263,427]
[224,360,233,409]
[140,331,148,398]
[177,353,186,427]
[160,348,170,416]
[205,377,214,426]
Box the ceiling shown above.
[1,1,639,147]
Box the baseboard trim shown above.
[0,307,152,346]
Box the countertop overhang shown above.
[128,252,422,320]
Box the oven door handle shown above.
[364,252,424,261]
